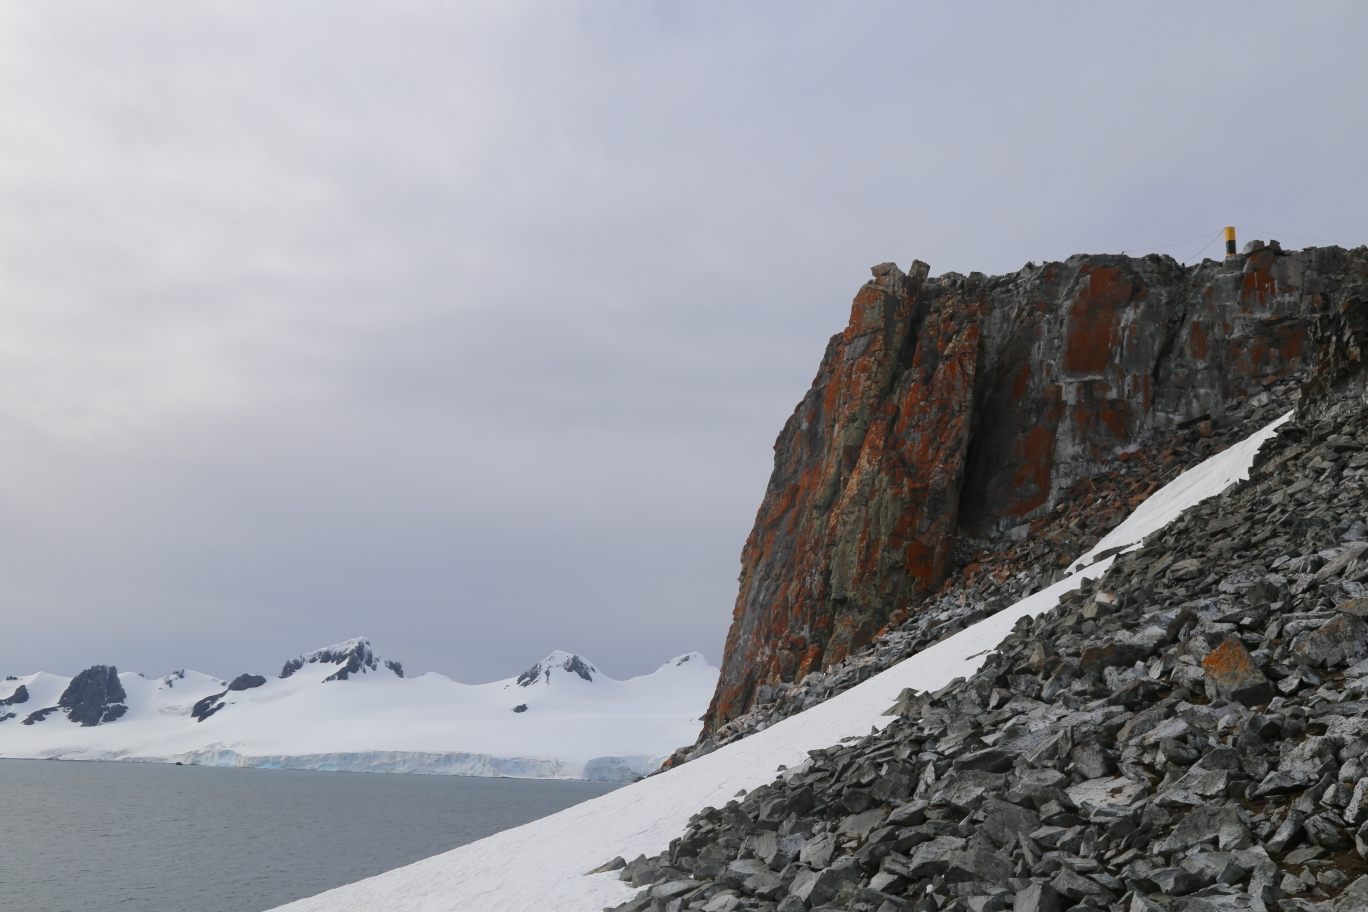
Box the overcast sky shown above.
[0,2,1364,684]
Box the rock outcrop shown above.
[58,665,127,726]
[191,673,267,722]
[518,651,600,687]
[278,637,399,682]
[228,673,267,691]
[709,244,1368,731]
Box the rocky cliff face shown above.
[609,375,1368,912]
[707,243,1368,731]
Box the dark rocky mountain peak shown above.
[58,665,127,726]
[0,684,28,706]
[277,637,400,682]
[517,651,599,687]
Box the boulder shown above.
[1155,805,1252,853]
[1202,638,1273,707]
[1293,614,1368,668]
[1015,882,1060,912]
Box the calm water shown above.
[0,759,620,912]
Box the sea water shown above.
[0,759,620,912]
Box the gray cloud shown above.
[0,1,1365,683]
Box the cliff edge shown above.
[706,242,1368,731]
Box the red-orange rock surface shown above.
[705,243,1365,731]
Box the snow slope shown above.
[267,412,1291,912]
[0,641,716,782]
[1068,410,1295,573]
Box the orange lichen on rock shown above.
[1063,266,1128,374]
[703,245,1346,731]
[1202,637,1274,707]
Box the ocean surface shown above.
[0,759,621,912]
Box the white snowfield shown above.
[269,412,1292,912]
[0,642,717,782]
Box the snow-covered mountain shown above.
[0,638,716,781]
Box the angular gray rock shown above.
[1015,882,1060,912]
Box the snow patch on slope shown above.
[1069,411,1293,572]
[266,412,1291,912]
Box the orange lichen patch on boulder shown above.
[1202,637,1254,678]
[1202,637,1274,707]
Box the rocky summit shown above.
[54,664,127,727]
[708,242,1368,733]
[599,242,1368,912]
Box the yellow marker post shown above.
[1224,226,1237,258]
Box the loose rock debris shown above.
[608,388,1368,912]
[667,402,1292,770]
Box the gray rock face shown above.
[57,665,126,726]
[190,691,226,722]
[1335,875,1368,912]
[1155,806,1251,854]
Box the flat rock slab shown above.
[1066,776,1145,818]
